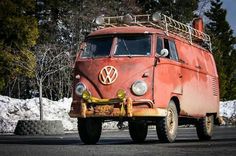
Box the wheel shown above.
[196,115,214,141]
[156,100,178,143]
[77,118,102,144]
[128,120,148,143]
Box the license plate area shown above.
[94,105,114,115]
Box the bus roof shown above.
[89,26,165,36]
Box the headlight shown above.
[75,82,86,96]
[131,80,148,96]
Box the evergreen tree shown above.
[137,0,199,23]
[0,0,38,95]
[205,0,236,100]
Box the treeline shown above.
[0,0,235,100]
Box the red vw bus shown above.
[69,13,220,144]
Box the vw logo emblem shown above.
[99,66,118,85]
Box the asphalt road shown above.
[0,126,236,156]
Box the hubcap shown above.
[167,109,175,135]
[206,116,212,134]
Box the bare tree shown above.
[197,0,211,16]
[34,44,71,120]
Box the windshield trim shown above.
[80,35,114,59]
[113,35,151,57]
[79,34,153,59]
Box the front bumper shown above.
[69,94,167,118]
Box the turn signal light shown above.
[117,89,126,99]
[82,90,91,100]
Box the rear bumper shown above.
[69,96,167,118]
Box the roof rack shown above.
[94,13,212,51]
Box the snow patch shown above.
[220,100,236,125]
[220,100,236,118]
[0,95,76,133]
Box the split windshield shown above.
[81,35,151,58]
[115,35,151,56]
[81,37,113,58]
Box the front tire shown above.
[196,115,214,141]
[156,100,178,143]
[78,118,102,144]
[129,120,148,143]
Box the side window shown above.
[164,39,169,53]
[169,40,179,61]
[163,39,179,61]
[156,37,163,55]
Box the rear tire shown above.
[129,120,148,143]
[196,115,214,141]
[156,100,178,143]
[77,118,102,144]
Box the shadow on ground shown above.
[0,135,236,146]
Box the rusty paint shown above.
[94,105,114,115]
[127,97,133,117]
[179,109,189,116]
[68,96,167,118]
[88,26,165,37]
[69,107,167,118]
[192,17,204,32]
[69,25,219,120]
[81,102,87,118]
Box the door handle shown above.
[195,65,201,69]
[179,59,186,64]
[179,73,183,78]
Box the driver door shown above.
[154,37,183,108]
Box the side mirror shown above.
[77,43,86,58]
[80,42,86,51]
[160,48,169,57]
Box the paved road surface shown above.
[0,126,236,156]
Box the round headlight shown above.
[75,82,86,96]
[131,80,148,96]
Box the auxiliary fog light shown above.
[117,89,126,99]
[95,15,105,25]
[123,14,133,24]
[82,90,91,100]
[152,12,162,22]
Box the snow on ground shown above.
[0,95,235,133]
[0,95,119,133]
[0,95,77,133]
[220,100,236,125]
[220,101,236,118]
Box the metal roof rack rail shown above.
[94,13,212,51]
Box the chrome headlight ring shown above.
[75,82,86,97]
[131,80,148,96]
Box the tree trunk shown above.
[17,79,20,98]
[39,79,43,120]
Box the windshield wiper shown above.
[122,39,132,57]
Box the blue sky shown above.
[222,0,236,35]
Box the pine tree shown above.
[205,0,236,100]
[0,0,38,95]
[137,0,199,23]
